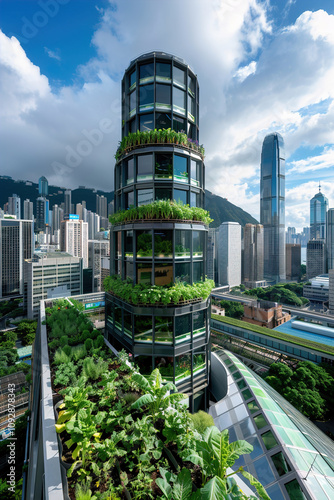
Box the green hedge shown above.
[211,314,334,357]
[115,128,205,161]
[110,199,213,226]
[104,275,214,306]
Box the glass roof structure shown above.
[209,350,334,500]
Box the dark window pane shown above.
[129,69,136,90]
[193,310,205,336]
[140,113,154,132]
[188,75,195,96]
[125,261,133,280]
[173,116,186,133]
[126,158,134,185]
[156,84,171,107]
[124,312,132,339]
[137,189,153,206]
[173,87,186,115]
[241,388,252,400]
[188,122,196,140]
[137,263,152,285]
[237,379,247,390]
[285,480,307,500]
[156,62,171,81]
[175,314,191,343]
[174,155,188,183]
[137,231,152,258]
[193,349,206,376]
[193,261,204,283]
[271,452,291,477]
[155,187,172,201]
[139,63,154,83]
[155,153,173,179]
[135,316,153,342]
[155,316,173,344]
[190,192,199,207]
[174,189,187,205]
[193,231,204,257]
[261,430,278,450]
[125,230,133,259]
[175,262,190,284]
[175,353,191,383]
[154,230,173,257]
[175,230,191,257]
[254,414,267,430]
[155,263,173,286]
[114,306,122,332]
[129,90,136,116]
[191,159,201,186]
[156,112,171,130]
[137,154,153,181]
[136,355,152,376]
[247,401,260,414]
[188,95,196,122]
[129,118,136,133]
[125,191,134,210]
[173,66,186,87]
[116,231,121,258]
[139,84,154,111]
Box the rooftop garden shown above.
[104,275,214,306]
[115,129,205,162]
[110,200,213,226]
[47,300,270,499]
[211,314,334,357]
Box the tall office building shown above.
[310,184,328,240]
[0,219,34,298]
[24,252,82,319]
[64,189,72,217]
[87,211,100,239]
[326,208,334,271]
[88,239,110,292]
[218,222,241,287]
[260,132,286,283]
[38,176,48,197]
[60,216,88,268]
[23,199,34,221]
[286,226,296,244]
[106,52,209,411]
[286,244,301,281]
[306,240,326,280]
[96,194,108,219]
[243,224,264,285]
[8,193,21,219]
[35,197,48,232]
[52,204,63,233]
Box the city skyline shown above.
[0,0,334,231]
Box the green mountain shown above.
[205,189,258,228]
[0,177,257,227]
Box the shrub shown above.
[189,411,215,434]
[60,335,69,347]
[62,345,72,357]
[83,357,108,380]
[94,335,105,349]
[54,348,72,366]
[54,362,77,386]
[84,338,94,352]
[72,344,87,361]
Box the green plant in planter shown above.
[186,426,271,500]
[131,368,186,423]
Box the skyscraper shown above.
[260,132,286,283]
[310,184,328,240]
[0,219,34,298]
[64,189,72,217]
[8,193,21,219]
[35,197,48,232]
[60,216,88,268]
[96,194,108,219]
[218,222,241,287]
[306,240,326,279]
[38,176,48,197]
[243,224,264,285]
[286,244,301,281]
[326,208,334,270]
[23,199,34,221]
[106,52,208,411]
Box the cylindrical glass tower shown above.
[106,52,210,412]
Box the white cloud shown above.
[289,146,334,174]
[44,47,61,61]
[234,61,257,81]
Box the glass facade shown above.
[260,133,285,283]
[210,350,334,500]
[107,52,209,412]
[310,189,328,240]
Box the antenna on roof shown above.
[319,181,321,193]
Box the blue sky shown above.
[0,0,334,230]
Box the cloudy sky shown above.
[1,0,334,230]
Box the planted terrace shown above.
[47,300,270,499]
[115,129,205,162]
[110,200,213,226]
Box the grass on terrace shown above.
[211,314,334,357]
